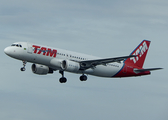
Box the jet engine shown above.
[61,60,80,72]
[50,59,80,72]
[31,64,53,75]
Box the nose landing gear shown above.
[20,61,27,71]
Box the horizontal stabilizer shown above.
[134,68,163,73]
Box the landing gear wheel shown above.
[21,61,27,72]
[59,70,67,83]
[80,75,87,81]
[59,77,67,83]
[20,67,26,71]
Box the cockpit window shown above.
[11,44,22,48]
[11,44,16,46]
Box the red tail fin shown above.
[125,40,151,68]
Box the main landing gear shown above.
[80,74,87,81]
[59,71,67,83]
[59,71,88,83]
[20,61,27,71]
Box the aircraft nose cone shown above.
[4,47,10,55]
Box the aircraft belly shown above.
[25,53,53,67]
[88,64,123,77]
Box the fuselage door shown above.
[26,42,37,62]
[27,43,33,54]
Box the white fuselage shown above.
[4,42,124,77]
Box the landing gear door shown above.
[27,43,33,54]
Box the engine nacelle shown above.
[61,60,80,72]
[31,64,53,75]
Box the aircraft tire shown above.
[20,67,26,71]
[80,75,87,81]
[59,77,67,83]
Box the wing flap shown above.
[81,55,136,64]
[79,55,136,70]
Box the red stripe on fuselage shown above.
[114,64,150,77]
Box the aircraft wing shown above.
[78,55,136,70]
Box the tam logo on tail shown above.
[130,41,148,63]
[125,40,151,68]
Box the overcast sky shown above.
[0,0,167,120]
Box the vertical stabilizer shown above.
[125,40,151,68]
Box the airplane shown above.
[4,40,162,83]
